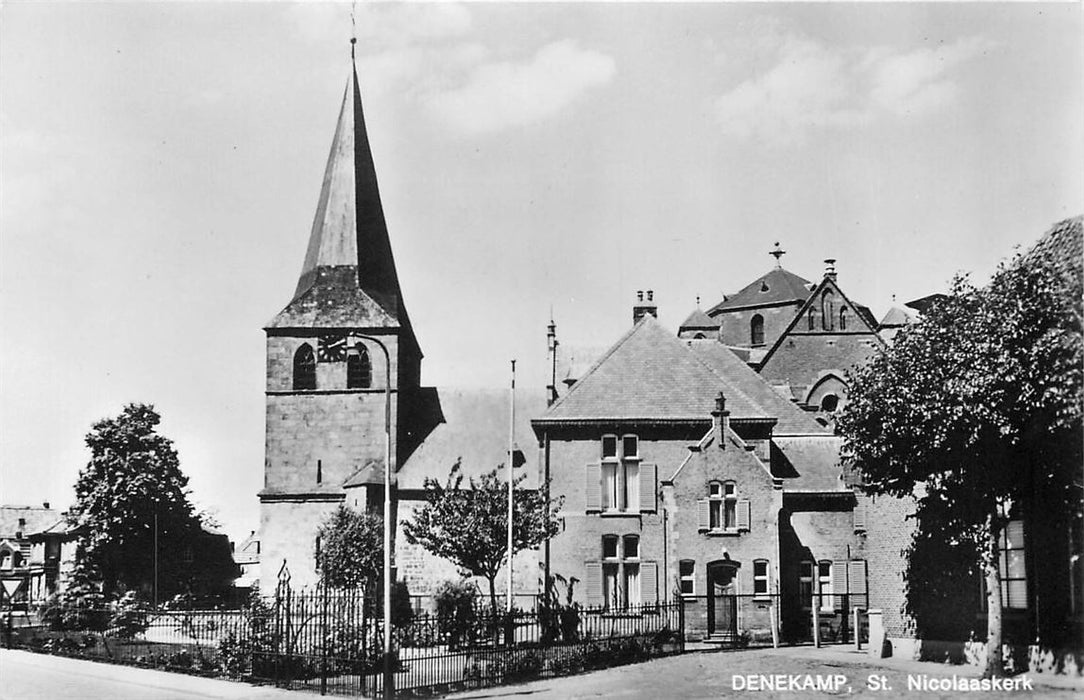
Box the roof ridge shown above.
[544,315,657,415]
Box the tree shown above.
[72,403,211,600]
[837,252,1082,677]
[315,505,383,592]
[403,461,563,615]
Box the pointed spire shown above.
[292,60,409,322]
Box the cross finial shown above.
[350,0,357,61]
[770,242,786,267]
[696,295,701,308]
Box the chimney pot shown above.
[43,501,50,510]
[647,290,653,302]
[637,290,644,302]
[824,258,837,280]
[711,391,730,448]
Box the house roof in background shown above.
[771,436,848,493]
[707,267,813,313]
[398,388,543,490]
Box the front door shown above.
[707,561,739,639]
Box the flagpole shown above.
[507,359,516,613]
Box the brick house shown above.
[532,308,873,641]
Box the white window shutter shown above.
[853,496,867,532]
[736,500,751,531]
[697,499,709,531]
[585,561,603,607]
[847,560,867,596]
[641,561,658,605]
[585,463,601,512]
[832,560,847,606]
[638,463,656,513]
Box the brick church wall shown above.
[716,304,801,350]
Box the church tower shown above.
[259,57,422,588]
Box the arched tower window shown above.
[750,314,765,346]
[821,291,835,331]
[347,343,372,389]
[293,344,316,391]
[839,306,848,330]
[807,308,816,330]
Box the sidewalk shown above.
[0,649,311,700]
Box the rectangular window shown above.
[679,560,695,595]
[724,499,736,529]
[625,563,641,606]
[753,560,769,597]
[799,562,814,609]
[624,462,639,510]
[622,435,638,459]
[709,500,722,529]
[999,520,1027,609]
[603,564,619,609]
[818,561,833,611]
[602,463,618,510]
[602,435,618,460]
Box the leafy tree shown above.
[72,403,214,600]
[315,505,383,592]
[837,253,1082,676]
[403,461,563,615]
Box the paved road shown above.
[445,645,1084,700]
[0,650,309,700]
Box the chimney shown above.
[824,258,837,281]
[711,392,730,448]
[632,289,658,325]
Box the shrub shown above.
[434,579,477,649]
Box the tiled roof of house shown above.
[343,461,384,488]
[879,306,914,328]
[397,388,544,490]
[1019,215,1083,281]
[678,307,718,331]
[771,436,848,493]
[536,317,828,434]
[707,267,813,313]
[0,506,61,538]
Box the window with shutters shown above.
[596,434,645,513]
[998,520,1027,609]
[852,494,868,533]
[700,481,748,534]
[679,560,695,596]
[601,534,640,609]
[753,559,770,597]
[799,561,814,609]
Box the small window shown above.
[807,309,816,330]
[753,560,770,596]
[602,435,618,460]
[623,535,639,560]
[293,344,317,390]
[709,482,722,498]
[602,535,619,559]
[679,560,695,595]
[820,394,839,412]
[751,314,765,346]
[12,552,23,568]
[693,333,706,340]
[315,535,322,558]
[316,459,323,484]
[622,435,638,459]
[347,344,372,389]
[839,307,848,330]
[708,480,737,530]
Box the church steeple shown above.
[268,60,416,347]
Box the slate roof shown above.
[0,506,62,538]
[343,461,384,488]
[879,306,914,328]
[1019,215,1083,281]
[678,307,718,331]
[687,342,828,434]
[707,267,813,313]
[397,388,544,490]
[536,317,828,434]
[771,436,848,493]
[266,64,416,347]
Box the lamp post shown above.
[353,333,393,699]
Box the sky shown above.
[2,2,1081,544]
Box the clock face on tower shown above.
[317,333,347,362]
